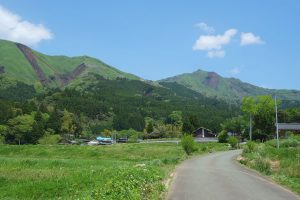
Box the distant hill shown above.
[0,39,139,88]
[1,39,299,106]
[160,69,300,103]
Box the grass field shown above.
[241,136,300,195]
[0,142,228,199]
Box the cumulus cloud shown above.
[240,32,264,46]
[195,22,215,33]
[207,50,225,58]
[0,5,53,46]
[229,67,241,75]
[193,29,237,58]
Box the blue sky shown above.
[0,0,299,90]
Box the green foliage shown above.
[228,136,238,149]
[221,116,247,138]
[181,134,197,155]
[160,69,300,103]
[241,95,276,141]
[0,142,229,199]
[168,111,183,126]
[245,141,256,153]
[218,130,228,143]
[117,129,143,142]
[146,120,154,133]
[254,157,272,175]
[0,76,36,102]
[242,141,300,194]
[38,134,62,145]
[91,167,163,200]
[6,114,35,144]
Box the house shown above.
[193,127,217,138]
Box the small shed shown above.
[277,123,300,137]
[277,123,300,131]
[193,127,217,138]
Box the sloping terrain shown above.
[0,39,139,87]
[160,69,300,103]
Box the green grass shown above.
[0,142,228,199]
[241,137,300,195]
[0,39,38,84]
[0,39,139,88]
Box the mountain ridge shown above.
[1,39,299,103]
[159,69,300,102]
[0,39,140,88]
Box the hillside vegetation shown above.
[0,39,139,87]
[160,69,300,103]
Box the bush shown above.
[181,134,197,155]
[0,135,4,144]
[218,131,228,143]
[228,136,238,149]
[246,141,256,152]
[38,134,62,145]
[281,138,300,148]
[255,157,271,175]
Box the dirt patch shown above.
[16,43,49,85]
[16,42,87,87]
[269,160,280,172]
[203,72,220,90]
[57,63,87,86]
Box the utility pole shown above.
[249,114,252,141]
[275,96,279,149]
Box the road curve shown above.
[167,150,300,200]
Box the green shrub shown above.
[281,138,300,148]
[38,134,62,145]
[218,131,228,143]
[265,139,276,148]
[228,136,238,149]
[0,135,4,144]
[181,134,197,155]
[291,134,300,142]
[246,141,256,152]
[255,157,271,175]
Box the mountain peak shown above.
[159,68,300,102]
[0,39,140,87]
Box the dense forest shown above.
[0,74,240,144]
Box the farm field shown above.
[0,142,228,199]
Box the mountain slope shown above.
[160,69,300,102]
[0,39,139,87]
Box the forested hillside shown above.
[0,73,239,144]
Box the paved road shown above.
[167,150,300,200]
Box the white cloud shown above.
[193,29,237,58]
[195,22,215,33]
[229,67,241,75]
[193,29,237,50]
[240,32,264,46]
[0,5,53,46]
[207,50,225,58]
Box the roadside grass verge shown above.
[0,142,228,199]
[240,136,300,195]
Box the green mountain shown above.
[0,39,139,88]
[160,69,300,103]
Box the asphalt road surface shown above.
[167,150,300,200]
